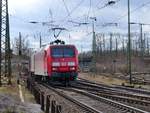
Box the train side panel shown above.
[34,49,48,76]
[30,54,35,73]
[46,47,52,77]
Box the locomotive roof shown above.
[31,44,77,56]
[33,44,76,54]
[49,44,75,47]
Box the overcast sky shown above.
[8,0,150,52]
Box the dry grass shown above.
[21,84,36,103]
[0,77,19,101]
[0,86,18,95]
[79,73,126,86]
[0,76,35,103]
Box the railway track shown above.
[41,83,149,113]
[41,83,103,113]
[92,92,150,106]
[71,78,150,111]
[29,77,150,113]
[72,84,150,106]
[69,88,150,113]
[78,77,150,95]
[76,79,150,99]
[113,85,150,95]
[73,81,150,102]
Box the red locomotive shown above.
[30,40,78,84]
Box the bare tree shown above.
[13,32,31,57]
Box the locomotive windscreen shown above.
[51,47,75,57]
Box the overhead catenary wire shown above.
[10,0,94,48]
[11,0,118,31]
[53,0,87,39]
[59,0,85,26]
[10,15,29,23]
[49,8,54,22]
[12,0,150,47]
[86,0,121,27]
[112,0,150,23]
[64,0,85,18]
[86,0,92,21]
[85,0,92,36]
[62,0,70,17]
[11,0,116,35]
[67,0,118,34]
[66,0,122,40]
[44,0,85,36]
[96,0,105,8]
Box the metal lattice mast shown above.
[0,0,2,86]
[0,0,11,85]
[90,17,96,72]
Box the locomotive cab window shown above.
[51,47,75,57]
[51,48,63,57]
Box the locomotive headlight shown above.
[52,67,58,71]
[52,62,60,66]
[68,62,75,66]
[70,67,75,70]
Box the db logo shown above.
[61,62,66,66]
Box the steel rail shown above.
[73,85,150,106]
[92,92,150,106]
[68,88,150,113]
[72,83,150,102]
[42,83,103,113]
[114,86,150,95]
[78,77,150,95]
[77,79,150,105]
